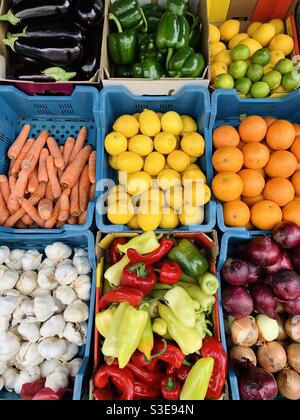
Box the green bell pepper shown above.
[188,14,202,52]
[180,357,214,400]
[132,58,164,79]
[142,3,165,33]
[102,301,130,358]
[115,65,133,77]
[139,34,167,63]
[164,286,196,328]
[168,47,205,78]
[167,0,189,15]
[109,0,148,31]
[168,239,209,277]
[108,13,138,65]
[179,282,215,313]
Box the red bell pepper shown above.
[201,337,228,400]
[127,238,174,264]
[133,382,161,400]
[176,365,191,383]
[161,376,181,400]
[120,262,157,296]
[131,351,163,372]
[159,261,182,284]
[93,388,114,400]
[94,365,135,400]
[152,337,185,369]
[110,238,128,264]
[99,286,144,310]
[126,362,165,387]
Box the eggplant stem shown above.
[108,13,123,33]
[8,26,28,39]
[2,36,17,52]
[0,9,20,26]
[43,67,77,82]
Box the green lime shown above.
[250,81,271,98]
[231,45,250,61]
[252,48,271,66]
[235,77,252,95]
[215,73,235,89]
[262,70,282,89]
[229,61,248,79]
[275,58,294,75]
[282,70,300,91]
[247,64,264,82]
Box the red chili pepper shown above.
[21,378,46,400]
[127,238,174,264]
[166,365,177,376]
[134,381,161,400]
[99,286,144,310]
[94,365,134,400]
[159,261,182,284]
[176,365,191,383]
[93,388,114,400]
[126,362,165,387]
[32,388,67,400]
[152,337,185,369]
[130,351,163,371]
[161,376,181,400]
[110,238,128,264]
[120,262,157,296]
[201,337,228,400]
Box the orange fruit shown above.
[266,120,296,150]
[238,141,246,150]
[294,196,300,202]
[291,136,300,162]
[212,146,244,173]
[213,125,240,149]
[265,151,297,178]
[256,168,266,178]
[243,142,270,169]
[263,177,295,207]
[251,200,282,230]
[242,194,264,207]
[282,200,300,226]
[293,124,300,136]
[291,170,300,196]
[238,169,265,198]
[212,172,243,202]
[264,117,277,127]
[239,116,268,143]
[223,200,251,227]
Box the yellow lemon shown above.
[179,204,205,225]
[220,19,240,42]
[165,186,184,210]
[184,182,211,206]
[160,207,179,229]
[107,200,134,225]
[209,24,221,43]
[189,155,198,163]
[253,23,276,47]
[239,38,262,56]
[127,171,152,195]
[104,132,127,156]
[182,169,206,184]
[161,111,183,135]
[118,171,128,186]
[185,164,201,172]
[133,113,140,120]
[210,41,226,59]
[139,109,161,136]
[270,49,285,65]
[107,185,130,204]
[137,201,162,231]
[144,152,165,176]
[211,62,228,82]
[140,188,165,207]
[117,151,144,174]
[263,63,274,75]
[269,34,294,56]
[167,150,190,172]
[154,132,177,154]
[213,50,232,66]
[247,22,262,38]
[181,132,205,157]
[270,19,285,35]
[128,135,153,156]
[127,215,139,229]
[181,115,197,134]
[113,115,139,138]
[109,155,119,170]
[158,169,182,190]
[157,112,163,119]
[229,33,249,50]
[164,163,171,170]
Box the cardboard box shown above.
[100,0,210,95]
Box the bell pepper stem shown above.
[2,36,17,52]
[183,360,192,367]
[43,67,77,81]
[185,12,199,29]
[0,9,20,25]
[140,8,148,33]
[145,338,167,362]
[166,48,174,70]
[108,13,123,33]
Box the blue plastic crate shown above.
[0,230,96,401]
[210,89,300,232]
[96,85,216,233]
[0,86,100,234]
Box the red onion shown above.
[265,251,294,275]
[273,270,300,301]
[273,222,300,249]
[292,245,300,273]
[238,361,278,400]
[283,296,300,315]
[251,284,278,320]
[247,236,281,267]
[222,258,249,286]
[222,286,254,319]
[264,275,274,287]
[247,261,264,284]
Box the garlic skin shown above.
[0,246,10,265]
[34,295,57,322]
[55,286,77,305]
[16,271,37,295]
[68,358,82,377]
[0,361,7,375]
[40,360,63,378]
[73,251,91,275]
[39,258,57,271]
[2,367,19,392]
[0,316,9,333]
[18,318,41,343]
[22,250,42,271]
[59,342,79,363]
[15,343,44,369]
[45,368,69,392]
[0,290,22,317]
[21,299,34,317]
[0,332,20,362]
[14,366,40,394]
[74,275,91,301]
[63,322,87,346]
[74,248,88,258]
[0,377,4,391]
[37,267,58,291]
[38,338,67,360]
[30,287,51,299]
[6,249,25,271]
[55,263,78,286]
[40,315,66,339]
[64,300,89,323]
[45,243,72,264]
[0,270,19,292]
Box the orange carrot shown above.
[28,167,39,193]
[67,215,78,225]
[38,198,53,220]
[15,220,28,229]
[78,210,87,225]
[88,150,96,184]
[8,168,30,213]
[7,124,31,160]
[70,181,80,217]
[0,190,10,225]
[44,198,61,229]
[47,156,61,199]
[45,182,54,200]
[58,193,70,222]
[22,130,49,170]
[69,127,87,163]
[19,197,45,227]
[10,139,34,175]
[38,148,49,183]
[89,183,96,202]
[9,174,17,191]
[61,145,93,188]
[79,164,90,213]
[47,137,65,169]
[63,137,75,167]
[0,175,11,204]
[56,220,65,228]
